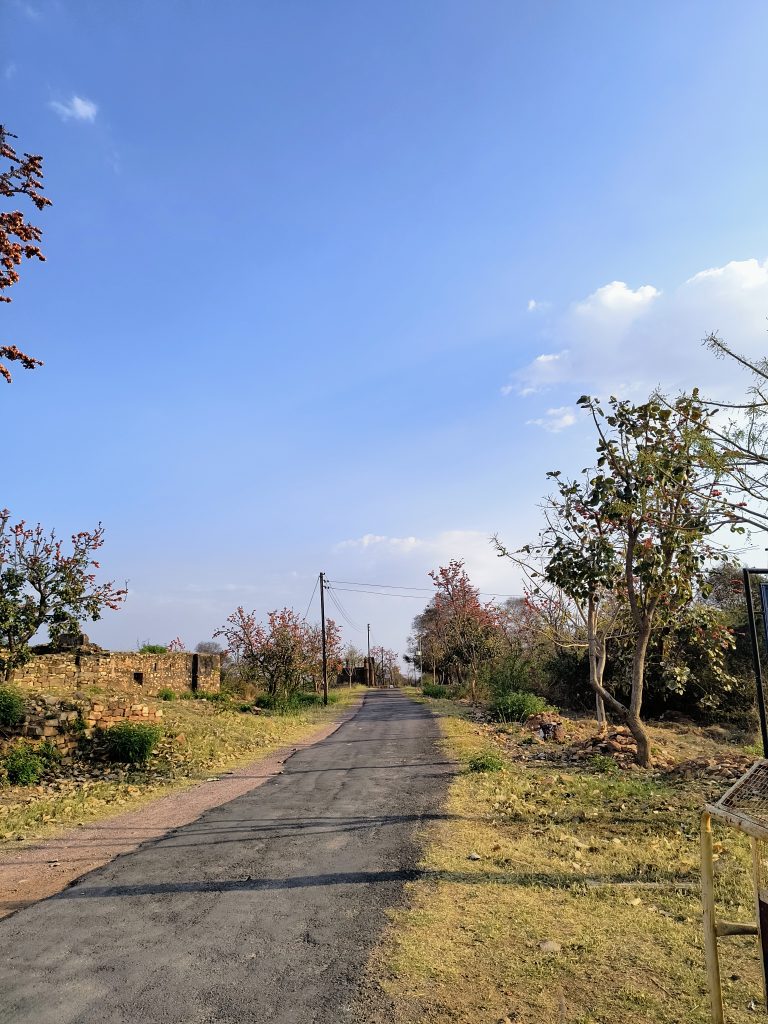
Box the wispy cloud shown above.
[49,95,98,123]
[4,63,17,81]
[526,406,577,433]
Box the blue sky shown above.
[3,0,768,656]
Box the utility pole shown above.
[320,571,328,706]
[367,623,371,687]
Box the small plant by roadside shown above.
[465,750,505,773]
[0,686,26,728]
[254,691,338,713]
[2,739,58,785]
[179,690,229,703]
[590,753,620,774]
[490,690,552,723]
[157,688,176,701]
[422,684,450,699]
[103,722,163,764]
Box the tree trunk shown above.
[627,620,653,767]
[587,599,608,738]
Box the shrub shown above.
[490,690,552,722]
[422,684,450,699]
[465,750,505,773]
[157,688,176,701]
[138,644,167,654]
[0,686,26,728]
[3,741,45,785]
[103,722,163,764]
[590,754,619,775]
[253,691,337,713]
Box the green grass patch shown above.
[103,722,163,764]
[465,749,505,773]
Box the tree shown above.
[427,560,501,700]
[195,640,223,655]
[0,512,126,680]
[574,391,731,766]
[494,470,623,736]
[214,607,341,698]
[1,125,51,383]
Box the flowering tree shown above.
[427,560,501,700]
[305,617,342,692]
[167,636,186,652]
[1,125,51,383]
[0,512,126,679]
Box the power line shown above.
[330,586,426,600]
[301,576,319,621]
[325,584,363,632]
[325,577,524,598]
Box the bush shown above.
[103,722,163,764]
[490,690,552,722]
[253,691,337,713]
[3,741,44,785]
[590,754,619,775]
[138,644,167,654]
[465,750,505,773]
[422,684,450,699]
[0,686,26,728]
[157,688,176,701]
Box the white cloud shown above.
[574,280,660,319]
[49,95,98,123]
[508,258,768,404]
[526,406,577,433]
[333,529,521,599]
[527,299,539,311]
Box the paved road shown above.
[0,690,453,1024]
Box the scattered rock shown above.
[467,852,481,861]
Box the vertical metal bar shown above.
[753,837,768,1008]
[701,812,725,1024]
[744,569,768,758]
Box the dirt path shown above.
[0,698,363,920]
[0,690,454,1024]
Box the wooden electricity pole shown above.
[320,572,328,706]
[367,622,371,687]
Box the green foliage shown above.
[139,644,167,654]
[490,690,552,722]
[253,690,338,714]
[465,749,505,773]
[2,739,59,785]
[156,687,176,701]
[0,686,26,727]
[422,683,450,699]
[590,754,620,775]
[103,722,162,764]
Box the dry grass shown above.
[371,698,764,1024]
[0,688,362,844]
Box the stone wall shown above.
[3,694,164,766]
[12,651,220,697]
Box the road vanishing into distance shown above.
[0,690,454,1024]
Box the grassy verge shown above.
[0,687,363,845]
[372,698,762,1024]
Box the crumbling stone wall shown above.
[3,694,164,766]
[12,651,220,697]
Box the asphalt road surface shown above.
[0,690,454,1024]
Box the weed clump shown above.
[465,750,505,773]
[103,722,162,764]
[490,690,551,723]
[0,687,26,728]
[2,739,58,785]
[156,688,176,701]
[422,684,450,699]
